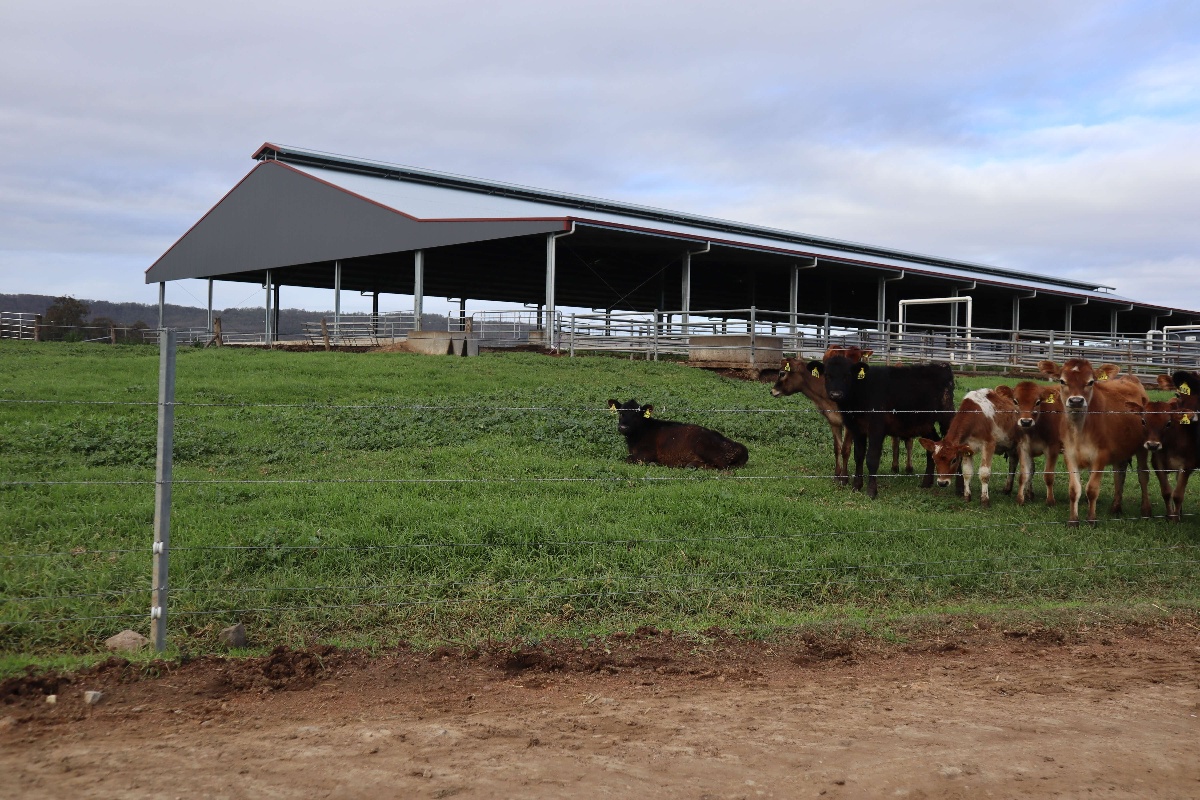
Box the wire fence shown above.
[3,331,1199,652]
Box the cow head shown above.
[1038,359,1118,414]
[918,437,970,487]
[607,398,653,436]
[1011,380,1058,429]
[809,356,868,403]
[1130,399,1194,451]
[771,357,816,398]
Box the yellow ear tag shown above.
[857,368,866,380]
[1045,393,1055,404]
[783,362,791,372]
[609,406,617,415]
[643,409,652,419]
[1180,383,1192,396]
[1182,415,1192,425]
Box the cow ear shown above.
[1038,360,1060,379]
[607,399,618,409]
[1172,371,1194,396]
[861,349,874,362]
[642,405,654,418]
[1124,400,1143,413]
[993,385,1015,401]
[1098,364,1119,381]
[1157,374,1177,391]
[855,362,869,380]
[806,360,824,377]
[781,359,792,373]
[918,437,937,453]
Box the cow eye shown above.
[1034,398,1042,406]
[1059,379,1067,385]
[1086,379,1095,387]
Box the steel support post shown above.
[333,261,342,333]
[207,279,214,334]
[413,251,424,332]
[151,329,176,653]
[158,282,165,330]
[264,269,273,343]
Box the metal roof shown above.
[255,142,1121,298]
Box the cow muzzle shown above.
[1018,418,1034,428]
[770,388,782,398]
[827,390,845,402]
[936,478,951,487]
[1066,396,1086,409]
[1144,441,1162,451]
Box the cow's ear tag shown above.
[1182,415,1192,425]
[1180,382,1192,396]
[643,409,652,418]
[811,367,820,377]
[609,405,617,415]
[856,368,866,380]
[783,362,791,372]
[1045,393,1055,404]
[1098,373,1108,381]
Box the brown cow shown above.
[1132,372,1200,521]
[772,347,913,483]
[918,386,1019,507]
[607,398,748,469]
[1038,359,1150,526]
[1010,380,1065,507]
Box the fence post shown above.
[151,328,176,653]
[652,309,659,361]
[569,313,576,358]
[750,306,757,362]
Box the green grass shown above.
[2,340,1197,657]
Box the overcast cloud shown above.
[2,0,1198,316]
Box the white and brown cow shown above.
[919,386,1019,507]
[1010,380,1065,507]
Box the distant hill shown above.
[0,294,447,335]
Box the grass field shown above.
[2,340,1197,659]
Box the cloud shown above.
[2,0,1199,313]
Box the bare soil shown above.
[3,621,1199,799]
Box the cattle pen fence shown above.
[3,329,1200,655]
[561,308,1200,375]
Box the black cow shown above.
[806,357,955,498]
[607,399,749,469]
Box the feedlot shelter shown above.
[146,143,1200,342]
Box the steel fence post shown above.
[151,328,176,653]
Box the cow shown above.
[1038,359,1151,527]
[607,399,748,469]
[771,347,913,484]
[918,386,1019,507]
[807,356,955,498]
[1132,371,1200,521]
[1009,380,1065,507]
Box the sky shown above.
[2,0,1199,318]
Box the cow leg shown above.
[850,431,867,493]
[1085,468,1104,526]
[890,437,900,473]
[864,430,884,499]
[832,422,852,485]
[1152,453,1173,516]
[1136,449,1151,519]
[978,447,995,508]
[1001,451,1016,495]
[1171,469,1192,522]
[960,454,975,504]
[1065,454,1082,528]
[1109,459,1129,515]
[1016,443,1031,507]
[1043,449,1058,507]
[904,438,915,474]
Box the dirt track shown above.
[3,622,1199,799]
